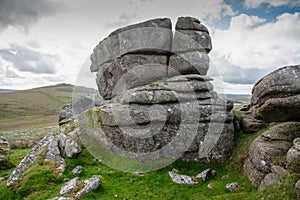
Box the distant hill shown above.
[0,83,95,131]
[220,94,251,104]
[0,89,17,93]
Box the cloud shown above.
[1,65,23,78]
[0,44,61,74]
[105,13,138,29]
[0,0,63,32]
[209,57,270,85]
[244,0,300,8]
[211,12,300,87]
[103,0,235,31]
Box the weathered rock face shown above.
[91,17,212,100]
[286,138,300,174]
[258,165,289,191]
[0,137,9,163]
[57,132,82,158]
[243,122,300,188]
[80,74,234,163]
[234,111,269,134]
[250,65,300,122]
[96,55,169,99]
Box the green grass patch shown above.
[0,124,297,199]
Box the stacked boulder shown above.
[169,16,211,76]
[84,17,234,163]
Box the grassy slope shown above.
[0,84,96,131]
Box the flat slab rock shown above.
[90,18,172,72]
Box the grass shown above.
[0,126,298,199]
[1,126,291,200]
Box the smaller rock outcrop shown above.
[44,136,67,176]
[60,177,81,196]
[59,175,102,199]
[226,182,240,192]
[168,169,197,184]
[72,166,84,175]
[195,168,211,182]
[250,65,300,122]
[57,132,82,158]
[7,133,66,190]
[0,137,10,163]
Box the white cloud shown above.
[245,0,300,8]
[0,44,61,74]
[211,12,300,89]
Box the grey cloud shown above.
[0,0,64,32]
[3,66,23,78]
[0,44,61,74]
[208,59,269,85]
[105,13,137,29]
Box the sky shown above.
[0,0,300,94]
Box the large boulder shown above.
[79,75,234,163]
[250,65,300,122]
[243,122,300,188]
[83,16,233,168]
[0,137,9,163]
